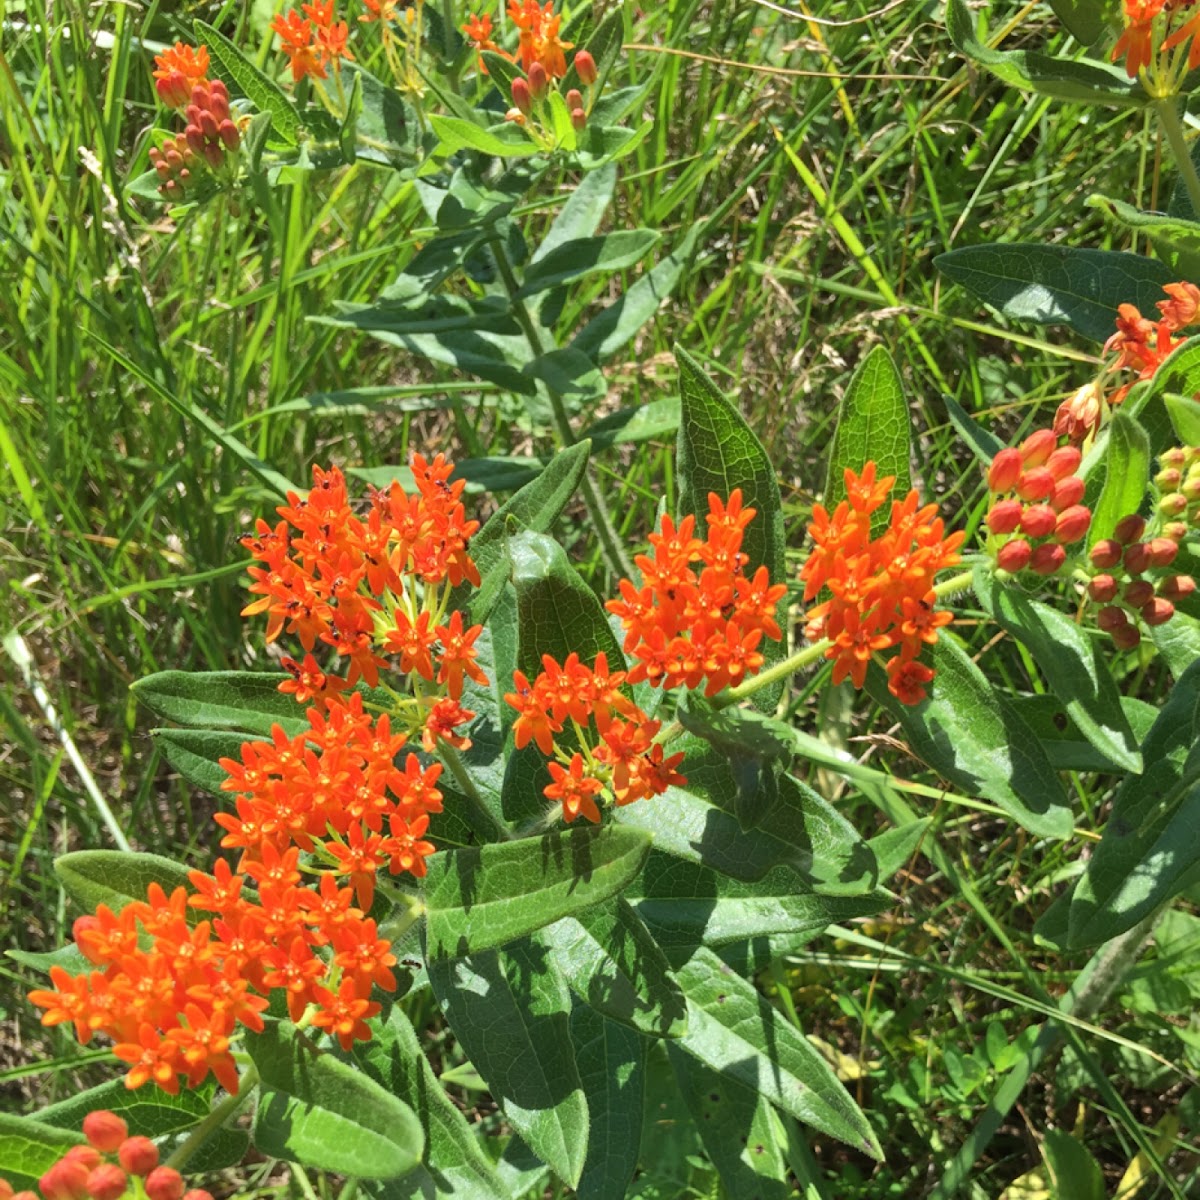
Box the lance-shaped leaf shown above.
[571,1006,644,1200]
[0,1114,84,1191]
[132,671,303,736]
[355,1007,507,1200]
[1066,661,1200,947]
[427,941,588,1186]
[1151,610,1200,678]
[1165,393,1200,444]
[195,20,301,145]
[532,165,616,262]
[1088,193,1200,277]
[54,851,194,914]
[154,728,248,797]
[430,115,541,158]
[935,243,1173,342]
[944,394,1003,464]
[825,344,911,513]
[244,1020,422,1179]
[1088,409,1151,548]
[1049,0,1120,45]
[517,230,661,297]
[673,948,881,1159]
[539,898,687,1038]
[975,568,1142,773]
[865,634,1074,839]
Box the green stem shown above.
[1155,97,1200,218]
[165,1063,259,1171]
[439,741,512,841]
[489,237,636,580]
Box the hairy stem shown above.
[165,1063,259,1171]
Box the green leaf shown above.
[1049,0,1119,45]
[1041,1128,1107,1200]
[356,1007,507,1200]
[0,1113,84,1191]
[865,634,1075,839]
[516,230,661,298]
[1009,695,1158,772]
[347,66,418,168]
[480,50,526,101]
[935,243,1173,342]
[583,397,680,453]
[153,728,248,796]
[825,345,911,512]
[571,1006,644,1200]
[945,0,1145,108]
[54,850,193,913]
[667,1049,791,1200]
[1151,609,1200,677]
[868,819,931,881]
[194,20,300,145]
[975,568,1142,773]
[943,394,1003,464]
[423,824,651,958]
[244,1019,423,1179]
[574,120,654,169]
[1164,393,1200,444]
[1066,661,1200,947]
[1087,192,1200,276]
[132,670,304,736]
[427,942,588,1186]
[430,115,541,158]
[1089,410,1151,548]
[539,898,688,1038]
[339,70,362,163]
[532,165,616,262]
[673,948,881,1159]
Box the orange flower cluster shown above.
[801,464,964,706]
[1112,0,1200,77]
[2,1109,210,1200]
[504,653,686,823]
[271,1,354,81]
[152,43,210,109]
[984,429,1092,576]
[606,491,788,698]
[463,1,572,78]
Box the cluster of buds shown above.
[507,50,596,140]
[1155,443,1200,528]
[985,430,1091,577]
[1,1110,210,1200]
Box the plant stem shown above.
[439,741,512,841]
[165,1063,259,1171]
[1155,97,1200,217]
[489,237,635,580]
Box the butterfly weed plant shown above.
[3,2,1200,1198]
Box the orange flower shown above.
[361,0,407,21]
[271,10,326,80]
[153,43,210,108]
[544,754,604,824]
[1112,0,1164,75]
[463,11,508,70]
[505,0,573,77]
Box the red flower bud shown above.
[155,72,190,109]
[210,79,228,102]
[84,1112,128,1154]
[1145,536,1178,567]
[198,110,220,139]
[996,538,1032,572]
[985,499,1023,534]
[63,1149,101,1173]
[1019,428,1058,467]
[145,1169,184,1200]
[218,119,240,150]
[190,83,210,109]
[574,49,597,85]
[1141,597,1176,626]
[1124,580,1154,607]
[41,1161,89,1200]
[1090,538,1122,568]
[203,142,224,169]
[1096,605,1129,632]
[1111,623,1142,650]
[1088,574,1118,603]
[1045,445,1081,481]
[527,61,548,99]
[511,76,532,115]
[1113,513,1146,544]
[1016,467,1055,502]
[1054,504,1091,545]
[566,88,583,109]
[184,126,206,155]
[118,1138,159,1178]
[571,107,587,131]
[1030,542,1067,576]
[14,1192,41,1200]
[0,1180,12,1200]
[1050,475,1085,512]
[987,448,1023,494]
[1123,542,1151,574]
[86,1166,128,1200]
[1019,504,1057,539]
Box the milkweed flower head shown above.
[152,43,211,109]
[801,464,964,705]
[1111,0,1200,81]
[272,1,354,81]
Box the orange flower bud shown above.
[996,538,1031,572]
[985,499,1023,534]
[1124,580,1154,607]
[1113,513,1146,544]
[183,1192,215,1200]
[218,119,240,150]
[1090,538,1122,568]
[1088,574,1118,603]
[62,1150,101,1174]
[527,61,548,98]
[1050,475,1085,512]
[84,1112,128,1153]
[1016,467,1055,502]
[1019,429,1058,467]
[566,88,583,109]
[86,1165,128,1200]
[1045,445,1081,481]
[145,1169,184,1200]
[1030,542,1066,576]
[1123,542,1151,574]
[0,1180,12,1200]
[1019,504,1056,539]
[571,106,587,131]
[987,448,1023,494]
[574,49,597,84]
[1159,574,1195,600]
[1111,623,1142,650]
[118,1138,159,1178]
[1146,536,1178,567]
[1054,504,1091,545]
[1096,605,1129,632]
[1141,597,1175,626]
[511,76,532,114]
[1161,520,1188,541]
[41,1161,89,1200]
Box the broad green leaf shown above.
[1151,610,1200,676]
[0,1113,84,1191]
[571,1006,644,1200]
[945,0,1145,108]
[1067,662,1200,947]
[430,115,541,158]
[132,670,304,735]
[7,943,91,976]
[865,634,1074,839]
[245,1019,422,1179]
[1049,0,1119,45]
[54,850,193,913]
[583,397,680,453]
[480,50,526,101]
[539,898,688,1038]
[522,348,606,407]
[1087,193,1200,276]
[516,230,661,297]
[37,1080,249,1173]
[1089,410,1151,548]
[825,344,911,511]
[667,1049,791,1200]
[194,20,300,145]
[346,66,418,168]
[1041,1128,1106,1200]
[531,164,616,263]
[975,569,1142,773]
[1008,695,1157,772]
[867,819,931,881]
[943,394,1003,464]
[427,941,588,1186]
[356,1007,507,1200]
[423,824,651,958]
[673,947,881,1159]
[574,120,654,169]
[935,243,1173,342]
[1164,393,1200,444]
[154,728,248,796]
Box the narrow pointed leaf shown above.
[54,850,194,913]
[153,728,248,796]
[1089,410,1151,548]
[516,231,661,297]
[132,671,303,735]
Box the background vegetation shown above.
[2,0,1197,1196]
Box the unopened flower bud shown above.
[571,107,587,131]
[987,448,1023,494]
[1088,574,1119,603]
[505,107,527,124]
[41,1161,89,1200]
[1159,491,1188,517]
[155,72,190,109]
[1161,446,1188,469]
[210,79,228,103]
[527,61,548,99]
[119,1138,159,1178]
[996,538,1032,572]
[1019,504,1057,539]
[1090,538,1122,568]
[1124,580,1155,607]
[1156,466,1182,490]
[203,142,224,169]
[63,1149,101,1173]
[1145,536,1178,567]
[86,1166,128,1200]
[1113,513,1146,544]
[1159,574,1195,600]
[1054,504,1091,544]
[1054,382,1103,442]
[566,88,583,109]
[574,49,597,85]
[145,1168,184,1200]
[185,126,206,155]
[1017,467,1055,502]
[183,1193,215,1200]
[1142,597,1176,626]
[1030,542,1067,576]
[1019,428,1058,467]
[199,110,220,139]
[986,499,1023,534]
[84,1113,128,1155]
[190,83,210,109]
[1045,445,1081,481]
[218,119,240,150]
[1,1181,12,1200]
[511,76,532,115]
[1111,623,1142,650]
[1123,542,1151,574]
[154,159,172,179]
[1097,605,1129,632]
[185,104,202,126]
[1182,473,1200,502]
[1050,475,1085,512]
[1161,520,1188,541]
